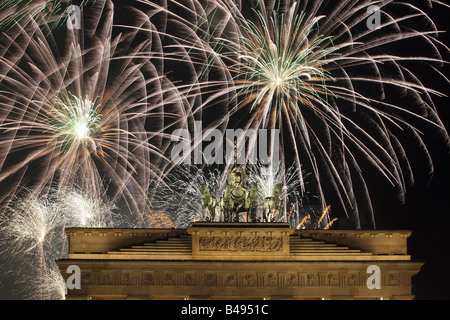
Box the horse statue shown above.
[263,184,283,222]
[245,183,259,222]
[219,184,233,222]
[201,184,217,221]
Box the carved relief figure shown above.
[307,274,316,286]
[143,273,154,285]
[267,273,277,286]
[205,273,217,286]
[164,273,175,285]
[184,274,195,286]
[243,273,256,286]
[287,273,297,286]
[327,273,338,286]
[347,273,357,286]
[225,274,236,286]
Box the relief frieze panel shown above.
[198,235,283,252]
[77,269,413,290]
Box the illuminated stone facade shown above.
[57,222,423,300]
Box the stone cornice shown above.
[62,223,414,261]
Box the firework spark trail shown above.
[137,0,449,228]
[0,0,78,31]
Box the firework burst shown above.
[0,184,122,299]
[0,190,67,299]
[59,185,121,227]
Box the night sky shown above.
[0,0,449,300]
[372,2,450,300]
